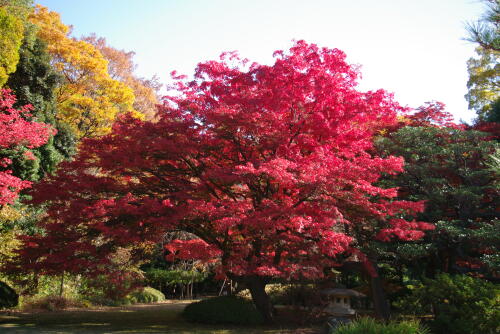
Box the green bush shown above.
[332,317,429,334]
[127,286,165,304]
[395,274,499,334]
[267,283,317,306]
[0,281,18,308]
[182,296,264,325]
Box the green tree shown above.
[0,0,34,20]
[376,126,499,277]
[465,0,500,122]
[465,0,499,52]
[6,27,75,181]
[397,274,499,334]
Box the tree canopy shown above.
[29,5,141,138]
[465,47,499,121]
[83,34,161,121]
[6,28,75,181]
[376,125,499,275]
[465,0,500,52]
[0,7,24,87]
[465,0,500,123]
[10,41,432,321]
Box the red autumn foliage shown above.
[165,239,222,262]
[10,41,430,286]
[406,101,458,128]
[385,101,463,133]
[471,121,500,139]
[0,89,54,206]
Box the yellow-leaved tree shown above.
[0,206,21,267]
[84,34,161,121]
[29,5,143,138]
[0,6,24,87]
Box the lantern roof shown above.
[321,288,365,297]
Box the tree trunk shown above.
[367,261,390,321]
[218,278,227,296]
[370,275,390,321]
[59,273,64,297]
[247,277,274,324]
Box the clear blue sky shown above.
[37,0,486,122]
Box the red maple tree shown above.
[0,89,54,206]
[12,41,431,321]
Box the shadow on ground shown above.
[0,301,321,334]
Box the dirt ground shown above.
[0,300,322,334]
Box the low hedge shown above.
[0,281,18,309]
[182,296,264,325]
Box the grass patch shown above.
[0,300,321,333]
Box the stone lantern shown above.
[321,288,365,316]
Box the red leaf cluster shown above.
[0,89,54,206]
